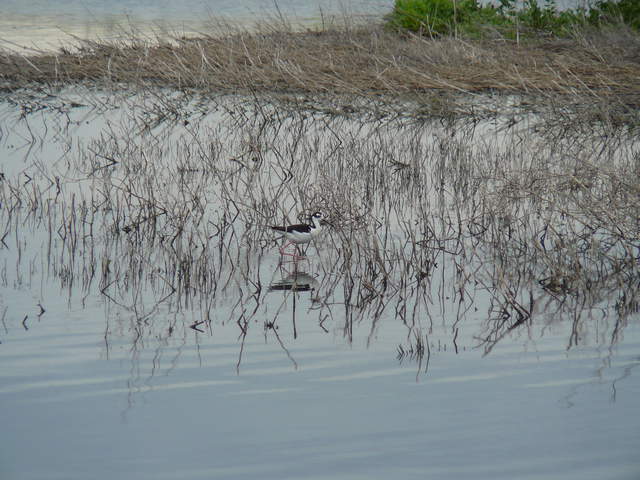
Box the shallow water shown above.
[0,88,639,479]
[0,0,392,52]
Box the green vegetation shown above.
[587,0,640,29]
[387,0,640,37]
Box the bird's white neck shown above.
[310,216,322,230]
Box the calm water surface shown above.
[0,0,392,51]
[0,89,639,479]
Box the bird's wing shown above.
[271,223,311,233]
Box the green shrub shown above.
[388,0,489,36]
[387,0,640,38]
[588,0,640,29]
[515,0,583,34]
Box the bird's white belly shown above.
[287,231,314,244]
[288,225,323,243]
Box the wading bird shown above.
[271,211,324,259]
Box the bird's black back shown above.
[271,223,312,234]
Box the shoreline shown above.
[0,17,382,55]
[0,3,389,55]
[1,17,639,131]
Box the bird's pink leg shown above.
[279,242,307,261]
[279,241,294,255]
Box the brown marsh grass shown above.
[1,86,638,374]
[2,17,640,99]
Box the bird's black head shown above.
[310,212,327,225]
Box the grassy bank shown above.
[1,7,639,133]
[0,10,638,94]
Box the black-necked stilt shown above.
[271,211,324,259]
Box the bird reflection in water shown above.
[268,262,321,340]
[268,270,319,293]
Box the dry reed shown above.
[1,19,639,99]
